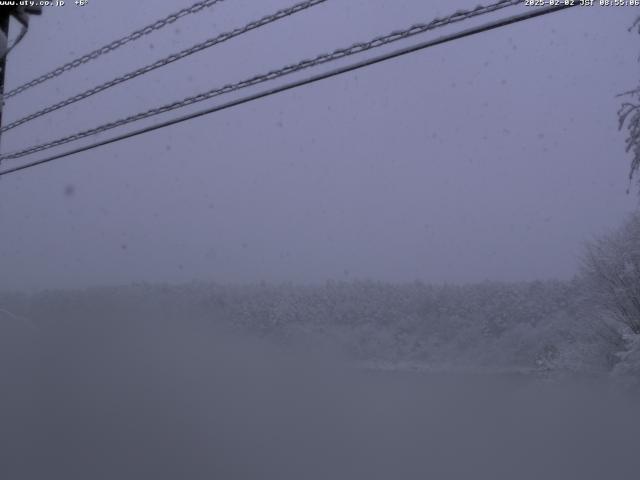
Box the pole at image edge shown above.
[0,9,10,156]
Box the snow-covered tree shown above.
[581,212,640,335]
[618,17,640,192]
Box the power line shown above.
[0,0,521,162]
[0,6,42,62]
[0,0,327,134]
[0,3,578,178]
[1,0,227,102]
[1,14,28,62]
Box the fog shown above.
[0,0,637,290]
[3,313,640,480]
[1,1,640,479]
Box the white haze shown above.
[0,0,637,290]
[1,2,639,479]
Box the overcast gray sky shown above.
[0,0,638,291]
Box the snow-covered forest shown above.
[0,279,611,370]
[3,212,639,384]
[3,214,640,479]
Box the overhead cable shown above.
[0,3,579,178]
[0,0,522,162]
[0,3,579,177]
[0,0,327,134]
[1,0,227,101]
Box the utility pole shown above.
[0,7,11,153]
[0,6,41,156]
